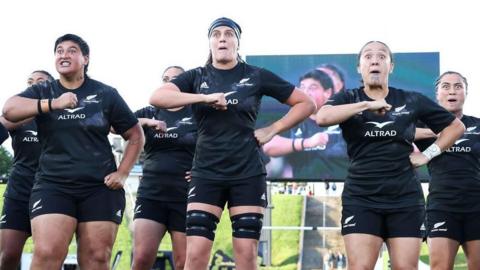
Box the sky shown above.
[0,0,478,131]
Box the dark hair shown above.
[162,66,185,75]
[208,17,242,40]
[435,71,468,93]
[357,41,394,64]
[31,70,55,82]
[299,69,334,93]
[161,66,185,83]
[205,17,243,66]
[205,52,244,66]
[317,64,346,91]
[54,34,90,75]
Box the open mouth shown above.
[60,61,71,67]
[370,70,380,74]
[447,98,457,103]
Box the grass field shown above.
[0,184,303,269]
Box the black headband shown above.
[208,17,242,40]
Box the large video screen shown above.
[247,53,439,181]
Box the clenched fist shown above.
[52,92,78,110]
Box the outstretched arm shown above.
[0,116,34,131]
[149,82,227,110]
[316,100,392,127]
[255,88,316,145]
[3,93,78,122]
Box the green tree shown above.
[0,146,12,177]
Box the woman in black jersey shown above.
[415,71,480,270]
[2,34,144,270]
[150,17,315,270]
[131,66,194,270]
[316,41,465,270]
[0,70,52,270]
[0,71,54,145]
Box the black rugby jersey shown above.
[0,123,7,144]
[135,106,196,202]
[326,87,455,208]
[18,78,138,191]
[417,115,480,212]
[4,121,41,201]
[171,62,294,180]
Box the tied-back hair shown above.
[163,66,185,74]
[357,41,394,64]
[435,71,468,93]
[32,70,55,82]
[205,52,244,66]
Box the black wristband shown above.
[37,99,43,114]
[48,99,53,112]
[292,138,297,152]
[301,139,305,151]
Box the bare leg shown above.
[170,230,187,270]
[343,233,383,270]
[0,229,29,270]
[76,221,118,270]
[386,237,422,270]
[131,219,166,270]
[30,214,76,270]
[184,203,222,270]
[462,240,480,270]
[229,205,264,270]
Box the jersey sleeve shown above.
[170,68,198,94]
[17,84,43,99]
[134,106,153,119]
[325,89,352,106]
[415,92,456,134]
[259,69,295,103]
[108,89,139,134]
